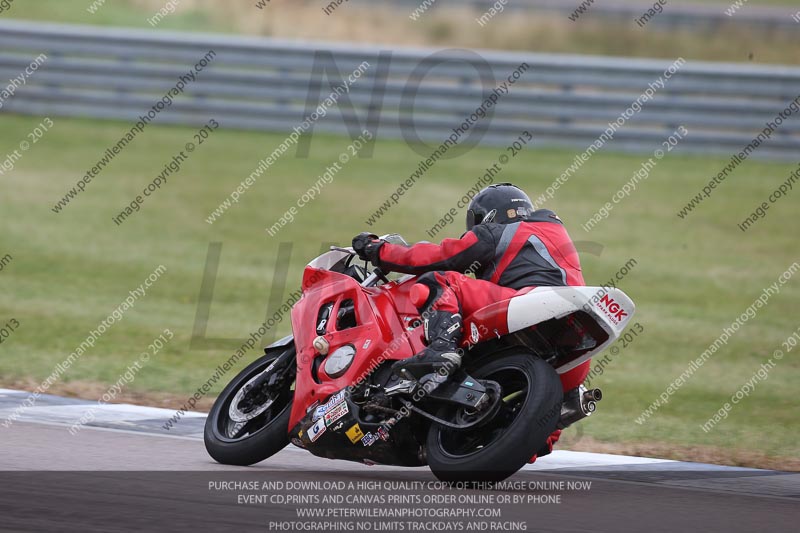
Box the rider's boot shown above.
[391,310,462,389]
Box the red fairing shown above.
[559,360,591,391]
[410,284,430,308]
[461,300,511,347]
[288,270,424,429]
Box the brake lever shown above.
[373,267,391,284]
[330,246,356,254]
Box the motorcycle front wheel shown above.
[426,351,563,482]
[204,346,296,466]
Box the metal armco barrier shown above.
[1,20,798,160]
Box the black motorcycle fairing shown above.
[265,334,294,351]
[290,389,426,467]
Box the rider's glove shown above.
[352,232,385,264]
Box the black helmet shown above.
[466,183,534,230]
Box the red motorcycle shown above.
[204,235,635,481]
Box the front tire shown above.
[426,352,562,482]
[204,348,296,466]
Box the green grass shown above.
[1,113,798,462]
[0,0,226,33]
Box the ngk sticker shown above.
[596,293,629,325]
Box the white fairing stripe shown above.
[506,286,636,374]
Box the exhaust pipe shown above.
[558,385,602,429]
[583,388,602,402]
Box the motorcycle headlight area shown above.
[324,344,356,377]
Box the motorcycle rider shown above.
[353,183,590,459]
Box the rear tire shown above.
[426,352,562,482]
[204,348,295,466]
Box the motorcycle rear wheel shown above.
[426,351,563,482]
[204,347,295,466]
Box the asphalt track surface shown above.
[1,389,797,532]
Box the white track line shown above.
[0,389,770,473]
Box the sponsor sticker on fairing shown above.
[346,423,364,444]
[595,293,629,325]
[311,391,346,420]
[361,432,378,447]
[308,418,327,442]
[324,401,349,426]
[376,427,390,441]
[470,323,480,344]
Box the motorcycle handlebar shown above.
[327,245,391,285]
